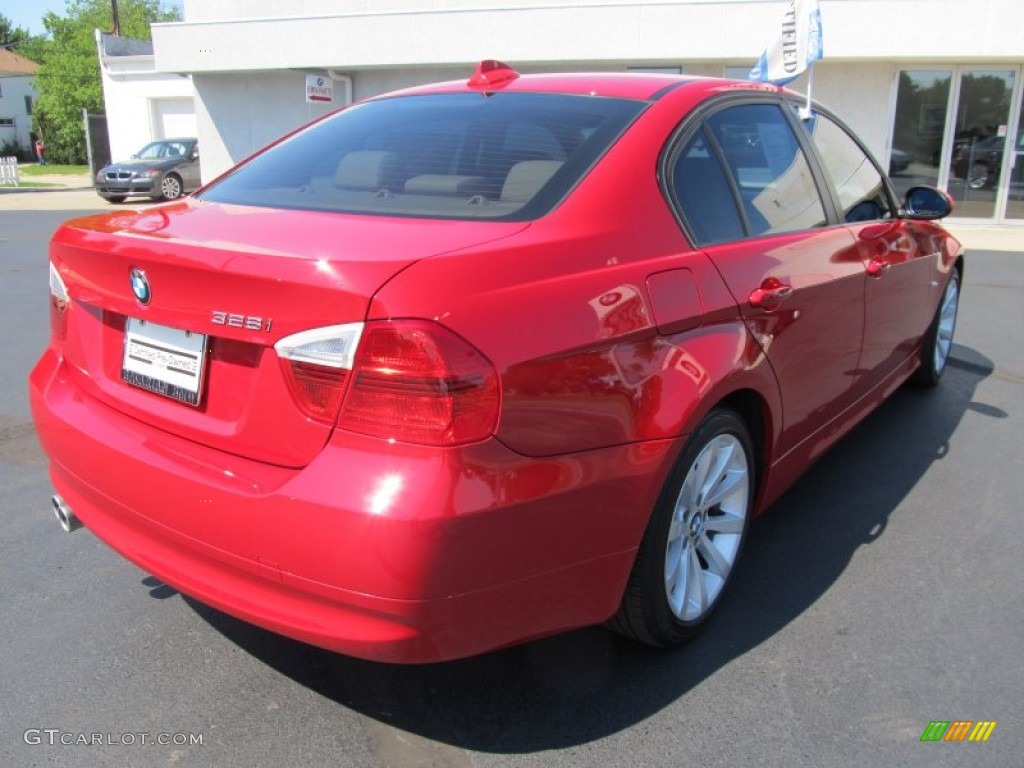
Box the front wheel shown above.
[158,174,183,201]
[608,408,754,647]
[911,270,960,388]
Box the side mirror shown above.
[904,185,954,220]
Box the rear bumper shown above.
[29,348,672,662]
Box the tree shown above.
[31,1,180,164]
[1,13,33,48]
[1,13,46,63]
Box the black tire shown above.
[158,173,183,201]
[966,163,989,190]
[911,270,961,388]
[608,408,755,647]
[105,196,127,204]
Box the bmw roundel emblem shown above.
[130,268,151,305]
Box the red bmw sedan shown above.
[30,62,963,663]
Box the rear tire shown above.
[911,270,960,388]
[608,408,754,647]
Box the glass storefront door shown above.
[946,70,1015,219]
[1005,94,1024,220]
[890,70,952,198]
[890,66,1023,223]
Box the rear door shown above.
[666,100,865,457]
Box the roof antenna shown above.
[468,60,520,89]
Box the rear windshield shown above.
[200,92,645,220]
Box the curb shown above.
[0,186,93,194]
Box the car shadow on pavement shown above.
[183,343,994,753]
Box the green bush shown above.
[0,140,30,162]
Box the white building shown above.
[150,0,1024,225]
[0,47,39,158]
[97,32,197,163]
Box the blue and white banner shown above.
[749,0,823,85]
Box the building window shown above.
[723,66,753,80]
[0,118,16,127]
[24,95,33,115]
[627,67,681,75]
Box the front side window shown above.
[201,93,645,221]
[705,103,827,236]
[136,141,193,159]
[800,112,894,223]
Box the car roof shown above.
[379,66,787,103]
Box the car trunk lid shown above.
[51,200,528,467]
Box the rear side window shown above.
[201,93,644,220]
[671,129,745,245]
[799,112,894,223]
[705,104,827,236]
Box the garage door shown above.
[152,98,197,139]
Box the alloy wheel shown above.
[161,175,182,199]
[934,273,959,375]
[664,433,749,622]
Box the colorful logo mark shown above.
[921,721,997,742]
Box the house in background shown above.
[96,31,196,163]
[0,47,39,159]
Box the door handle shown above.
[867,256,891,278]
[748,278,793,310]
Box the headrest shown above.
[501,160,563,202]
[334,151,399,190]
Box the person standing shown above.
[35,138,45,166]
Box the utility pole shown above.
[111,0,121,36]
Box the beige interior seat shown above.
[334,151,400,190]
[404,174,488,197]
[501,160,564,202]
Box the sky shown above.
[3,0,185,37]
[3,0,68,36]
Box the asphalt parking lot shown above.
[1,193,1021,767]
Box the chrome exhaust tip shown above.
[52,495,82,533]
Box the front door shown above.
[798,110,935,397]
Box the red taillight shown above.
[279,361,351,424]
[49,262,69,341]
[275,323,364,424]
[275,319,500,444]
[340,320,500,446]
